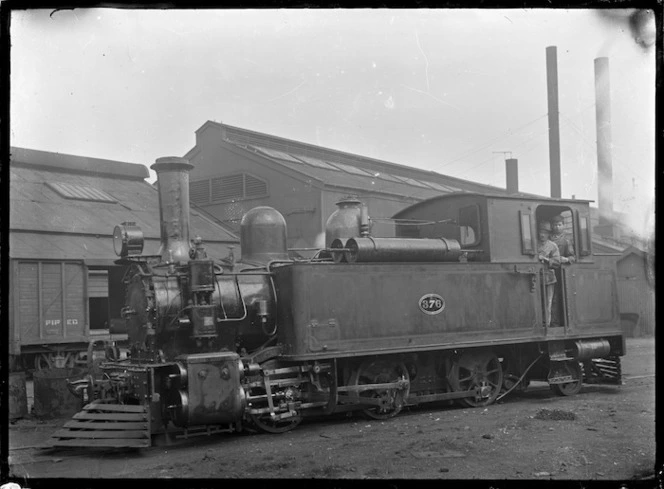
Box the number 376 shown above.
[422,298,442,309]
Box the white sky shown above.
[10,8,656,237]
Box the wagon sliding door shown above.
[16,260,88,346]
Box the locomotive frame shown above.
[51,156,624,448]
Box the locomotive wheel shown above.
[349,360,410,420]
[449,351,503,408]
[550,362,582,396]
[248,412,302,434]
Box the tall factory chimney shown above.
[506,158,519,194]
[546,46,562,199]
[594,57,615,238]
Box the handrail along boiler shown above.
[55,156,625,447]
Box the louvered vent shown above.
[190,179,211,205]
[212,175,243,201]
[245,174,268,198]
[192,173,269,204]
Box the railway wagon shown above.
[51,156,623,448]
[7,259,128,372]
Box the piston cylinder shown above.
[171,352,246,427]
[337,237,462,263]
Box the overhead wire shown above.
[439,113,549,170]
[455,125,550,179]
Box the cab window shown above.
[519,211,535,255]
[535,206,577,259]
[458,205,481,246]
[577,212,591,256]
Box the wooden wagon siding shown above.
[14,260,88,346]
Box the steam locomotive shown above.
[52,156,624,448]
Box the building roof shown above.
[590,234,626,254]
[619,245,647,261]
[9,147,239,264]
[189,121,529,200]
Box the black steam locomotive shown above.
[53,157,624,448]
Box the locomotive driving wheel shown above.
[349,360,410,420]
[449,351,503,408]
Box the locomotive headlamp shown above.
[113,222,144,257]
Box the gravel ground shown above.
[7,337,656,482]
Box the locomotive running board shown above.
[50,402,151,448]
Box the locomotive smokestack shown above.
[151,156,195,263]
[546,46,562,199]
[506,158,519,194]
[594,57,615,236]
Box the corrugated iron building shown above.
[184,121,515,255]
[9,147,239,369]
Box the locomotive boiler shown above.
[53,156,624,448]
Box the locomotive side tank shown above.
[52,158,624,448]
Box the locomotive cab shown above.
[392,193,619,338]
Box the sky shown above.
[9,8,657,238]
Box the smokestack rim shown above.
[151,156,194,173]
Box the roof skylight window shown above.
[424,181,458,192]
[294,155,341,171]
[47,182,117,203]
[390,176,431,188]
[331,162,375,177]
[374,172,406,183]
[253,146,304,164]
